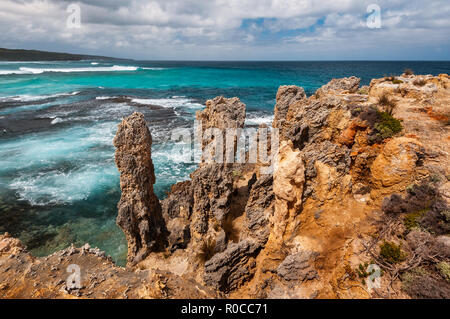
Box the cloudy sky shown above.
[0,0,449,60]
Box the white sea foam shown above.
[0,91,80,102]
[141,67,166,70]
[131,97,203,109]
[2,121,119,205]
[95,96,118,100]
[10,163,118,206]
[245,114,274,125]
[0,65,138,75]
[51,117,63,125]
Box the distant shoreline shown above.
[0,48,125,61]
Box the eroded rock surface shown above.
[203,239,260,292]
[273,85,306,129]
[113,112,167,265]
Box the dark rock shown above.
[303,141,351,179]
[161,181,193,251]
[113,112,167,265]
[203,239,260,292]
[273,85,306,129]
[242,175,274,245]
[277,251,318,282]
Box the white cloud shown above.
[0,0,448,59]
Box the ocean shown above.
[0,60,449,265]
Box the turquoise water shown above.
[0,60,449,265]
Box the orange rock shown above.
[371,137,424,188]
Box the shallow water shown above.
[0,60,449,266]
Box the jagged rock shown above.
[197,96,246,130]
[0,234,220,299]
[284,95,351,146]
[161,181,193,251]
[187,97,248,256]
[315,76,361,98]
[113,112,167,265]
[273,86,306,129]
[303,141,351,180]
[242,175,274,245]
[191,164,233,228]
[203,239,260,292]
[196,96,246,163]
[277,251,318,282]
[0,233,25,255]
[272,141,305,245]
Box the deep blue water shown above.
[0,60,449,265]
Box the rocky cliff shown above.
[1,73,449,299]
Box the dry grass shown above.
[196,237,216,263]
[413,78,427,87]
[377,92,398,115]
[222,216,239,243]
[404,69,414,76]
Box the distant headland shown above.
[0,48,124,61]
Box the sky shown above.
[0,0,449,60]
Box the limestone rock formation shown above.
[273,85,306,129]
[271,140,306,245]
[0,233,219,299]
[196,96,246,163]
[242,174,274,245]
[161,181,193,251]
[315,76,361,98]
[277,251,318,282]
[203,239,260,292]
[371,137,425,193]
[113,112,167,265]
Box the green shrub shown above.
[392,79,403,84]
[441,210,450,223]
[374,112,403,140]
[404,209,427,231]
[232,170,245,180]
[358,87,369,95]
[380,241,406,264]
[437,262,450,282]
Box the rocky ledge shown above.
[1,72,449,299]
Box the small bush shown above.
[377,93,397,115]
[404,209,428,231]
[374,112,403,140]
[392,79,403,84]
[344,264,357,281]
[380,241,406,264]
[232,170,245,180]
[402,267,450,298]
[441,210,450,223]
[358,86,369,95]
[404,69,414,76]
[437,262,450,282]
[413,78,427,87]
